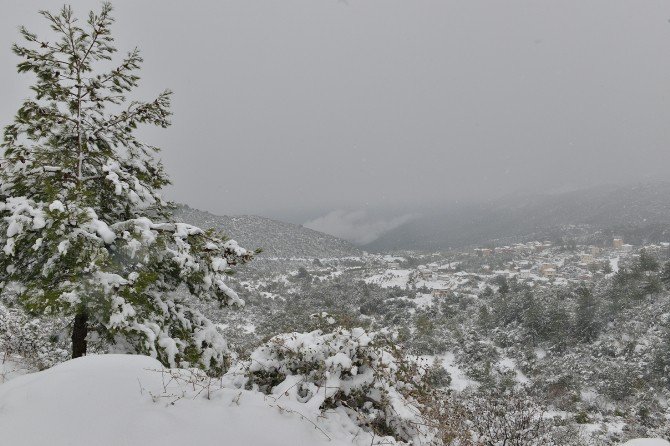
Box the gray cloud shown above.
[1,1,669,219]
[304,210,415,245]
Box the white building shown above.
[519,270,532,279]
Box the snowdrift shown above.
[0,355,369,446]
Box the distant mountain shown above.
[364,182,670,252]
[174,206,361,259]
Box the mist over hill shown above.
[175,205,361,259]
[363,182,670,252]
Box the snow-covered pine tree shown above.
[0,3,255,374]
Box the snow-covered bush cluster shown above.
[0,302,69,372]
[232,326,438,445]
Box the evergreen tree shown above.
[0,4,255,373]
[523,292,545,342]
[660,261,670,289]
[544,297,572,350]
[652,325,670,387]
[574,286,599,342]
[494,275,509,295]
[477,304,492,329]
[641,275,663,297]
[601,261,613,275]
[637,249,659,273]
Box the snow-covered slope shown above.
[0,354,665,445]
[0,355,369,446]
[175,206,361,259]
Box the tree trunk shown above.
[71,312,88,359]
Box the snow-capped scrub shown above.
[0,354,397,446]
[236,327,438,445]
[0,303,69,371]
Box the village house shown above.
[540,263,557,278]
[579,253,594,264]
[475,248,493,257]
[519,269,532,279]
[431,289,450,298]
[417,267,435,280]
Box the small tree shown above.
[637,249,659,273]
[652,325,670,388]
[641,275,663,297]
[523,292,546,342]
[0,4,254,373]
[601,261,613,275]
[660,261,670,289]
[574,286,600,342]
[494,275,509,295]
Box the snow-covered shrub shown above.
[237,326,439,445]
[464,386,552,446]
[413,388,474,446]
[0,303,69,370]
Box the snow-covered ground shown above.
[441,352,478,392]
[364,269,412,288]
[496,356,530,385]
[0,352,33,383]
[0,355,382,446]
[0,354,666,445]
[622,440,670,446]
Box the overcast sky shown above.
[2,0,670,225]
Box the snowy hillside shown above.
[366,182,670,252]
[175,206,361,259]
[0,355,381,446]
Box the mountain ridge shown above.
[174,205,362,259]
[363,181,670,252]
